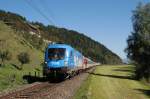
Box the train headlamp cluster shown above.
[64,61,68,66]
[45,61,47,64]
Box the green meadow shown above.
[74,65,150,99]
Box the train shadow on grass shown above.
[86,66,136,80]
[87,72,135,80]
[112,66,135,73]
[113,69,134,73]
[23,75,65,84]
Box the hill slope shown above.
[0,21,43,91]
[0,10,122,64]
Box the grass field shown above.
[74,65,150,99]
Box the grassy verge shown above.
[0,63,43,91]
[74,65,150,99]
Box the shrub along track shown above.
[0,67,96,99]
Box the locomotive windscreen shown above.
[48,48,66,60]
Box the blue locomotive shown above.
[43,43,84,78]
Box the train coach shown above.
[43,43,92,78]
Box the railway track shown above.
[0,66,97,99]
[0,82,55,99]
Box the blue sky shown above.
[0,0,149,59]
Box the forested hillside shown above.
[0,10,122,64]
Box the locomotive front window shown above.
[48,48,66,60]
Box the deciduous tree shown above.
[126,3,150,80]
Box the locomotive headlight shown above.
[64,61,68,66]
[44,61,47,64]
[44,62,48,67]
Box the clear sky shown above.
[0,0,149,59]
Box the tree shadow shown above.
[87,72,135,80]
[23,75,47,84]
[134,89,150,98]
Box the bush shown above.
[0,40,12,66]
[0,50,12,66]
[17,52,30,69]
